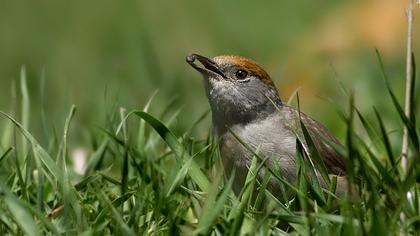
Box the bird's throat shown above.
[210,100,282,135]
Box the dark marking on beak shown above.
[186,53,226,79]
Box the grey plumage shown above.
[187,53,347,197]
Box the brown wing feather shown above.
[283,105,346,175]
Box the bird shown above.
[186,53,347,198]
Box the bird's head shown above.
[187,53,282,132]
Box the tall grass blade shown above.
[98,190,136,236]
[84,139,108,174]
[59,105,76,171]
[137,90,158,152]
[20,67,30,157]
[229,155,258,236]
[373,108,395,166]
[1,186,40,236]
[300,122,330,190]
[355,108,381,151]
[0,111,63,185]
[119,108,129,196]
[163,144,209,197]
[129,111,209,191]
[376,49,419,154]
[193,174,233,235]
[0,147,13,164]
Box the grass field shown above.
[1,1,420,235]
[0,51,419,235]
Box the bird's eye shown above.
[235,70,248,80]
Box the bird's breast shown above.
[219,114,298,195]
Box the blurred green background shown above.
[0,0,419,147]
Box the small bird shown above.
[186,54,347,197]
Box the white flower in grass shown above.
[72,148,87,175]
[406,191,412,200]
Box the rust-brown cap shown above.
[213,55,274,87]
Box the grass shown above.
[0,53,419,235]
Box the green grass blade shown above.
[0,147,13,164]
[229,155,258,236]
[137,90,159,152]
[1,186,41,236]
[163,144,210,197]
[1,82,16,150]
[373,108,395,167]
[59,105,76,172]
[94,191,135,225]
[182,110,210,138]
[0,111,64,185]
[326,175,337,209]
[355,108,381,150]
[119,108,129,195]
[20,67,30,157]
[97,190,136,236]
[376,49,419,154]
[129,111,209,191]
[296,92,330,187]
[13,150,29,201]
[297,138,326,205]
[409,52,416,126]
[84,139,108,174]
[193,174,233,235]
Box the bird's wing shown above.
[281,105,346,175]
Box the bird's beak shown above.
[186,53,226,79]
